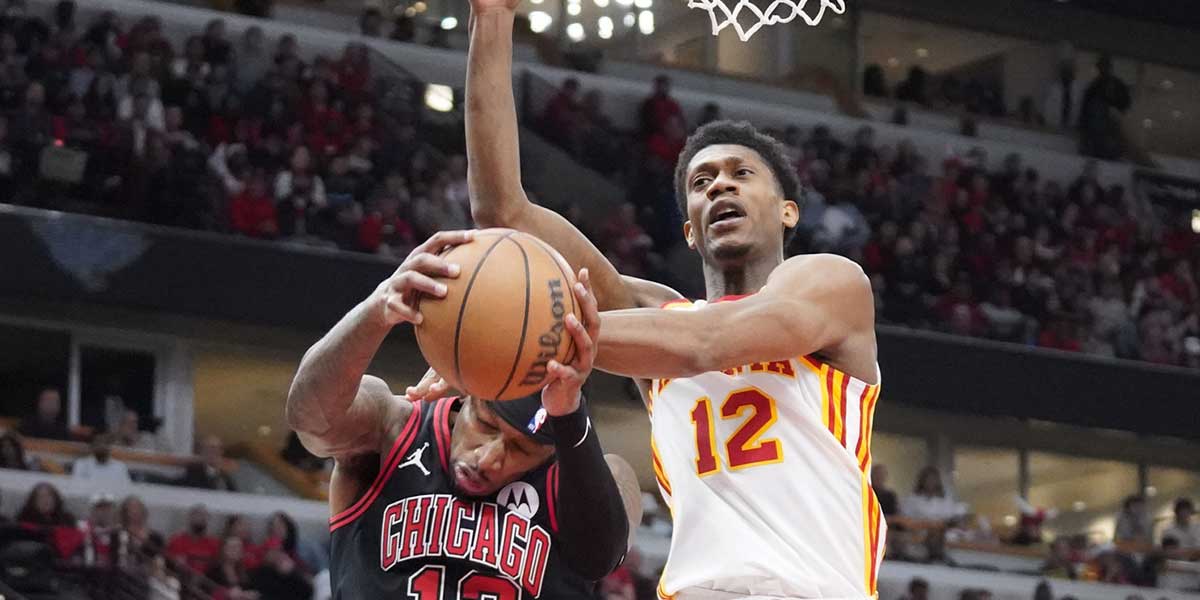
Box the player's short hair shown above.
[673,121,803,240]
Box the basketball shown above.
[414,229,582,401]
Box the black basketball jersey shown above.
[328,397,597,600]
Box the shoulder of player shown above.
[380,394,418,444]
[773,254,871,297]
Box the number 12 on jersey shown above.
[689,387,782,476]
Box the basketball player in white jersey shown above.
[409,1,885,597]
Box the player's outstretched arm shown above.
[464,0,674,311]
[595,254,877,380]
[286,231,474,458]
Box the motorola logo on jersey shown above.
[380,493,553,597]
[497,482,540,519]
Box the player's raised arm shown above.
[286,231,474,458]
[464,0,673,311]
[593,254,877,380]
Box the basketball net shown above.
[686,0,846,42]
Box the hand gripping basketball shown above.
[376,230,476,327]
[405,268,599,410]
[540,268,600,417]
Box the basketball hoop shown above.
[686,0,846,42]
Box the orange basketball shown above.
[414,229,582,401]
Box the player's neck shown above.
[702,256,778,301]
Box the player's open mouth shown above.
[708,201,746,232]
[454,463,490,495]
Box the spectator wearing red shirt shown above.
[230,170,279,239]
[937,279,984,337]
[541,77,581,151]
[261,511,310,575]
[17,482,82,559]
[639,74,683,137]
[359,191,415,257]
[79,495,119,567]
[222,515,264,570]
[645,114,686,170]
[167,504,221,574]
[1039,318,1083,352]
[301,82,345,138]
[1159,259,1198,305]
[336,42,371,101]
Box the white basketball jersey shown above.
[648,298,886,600]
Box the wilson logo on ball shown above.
[521,279,566,386]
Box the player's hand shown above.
[375,230,474,326]
[405,367,453,402]
[541,268,599,416]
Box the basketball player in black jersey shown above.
[286,230,638,599]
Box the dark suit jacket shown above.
[179,463,237,492]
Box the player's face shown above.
[681,144,798,267]
[449,398,554,498]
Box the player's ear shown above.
[781,199,799,228]
[683,220,696,250]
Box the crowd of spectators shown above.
[2,0,473,261]
[1,384,324,599]
[0,478,320,599]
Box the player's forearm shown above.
[465,8,526,227]
[286,296,391,436]
[549,402,628,579]
[595,308,715,378]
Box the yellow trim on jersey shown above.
[650,436,673,498]
[818,364,831,432]
[798,355,823,376]
[830,370,846,444]
[662,299,694,310]
[657,581,676,599]
[861,469,871,593]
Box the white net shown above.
[685,0,846,41]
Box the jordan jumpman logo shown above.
[397,442,431,476]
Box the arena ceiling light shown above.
[634,0,652,8]
[598,16,614,38]
[441,16,458,29]
[638,10,654,34]
[624,12,636,26]
[595,0,610,6]
[567,3,582,15]
[567,22,586,41]
[424,84,455,112]
[529,10,553,32]
[617,0,635,6]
